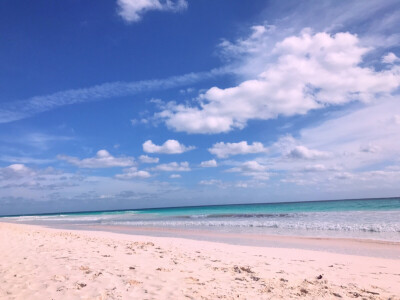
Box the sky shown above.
[1,0,400,215]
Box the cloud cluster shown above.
[143,139,195,154]
[115,167,151,179]
[139,155,159,163]
[117,0,188,23]
[382,52,400,64]
[58,150,134,168]
[227,161,270,180]
[287,146,331,160]
[152,161,190,172]
[0,164,36,180]
[0,164,83,193]
[208,141,267,158]
[200,159,217,167]
[157,30,400,134]
[255,98,400,188]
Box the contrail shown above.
[0,67,229,124]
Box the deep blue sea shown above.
[2,198,400,241]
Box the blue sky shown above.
[1,0,400,215]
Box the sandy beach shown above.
[0,222,399,299]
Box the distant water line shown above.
[2,197,400,242]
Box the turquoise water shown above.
[133,197,400,216]
[3,198,400,241]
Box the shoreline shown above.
[72,224,400,259]
[1,222,399,299]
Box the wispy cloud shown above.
[209,141,267,158]
[200,159,217,167]
[58,150,134,168]
[0,68,228,124]
[152,161,190,172]
[117,0,188,23]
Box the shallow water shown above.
[3,197,400,242]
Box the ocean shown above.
[2,197,400,242]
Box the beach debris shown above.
[233,265,254,274]
[129,266,136,270]
[128,279,142,286]
[185,276,200,283]
[235,277,245,281]
[79,265,90,271]
[251,275,260,281]
[350,291,361,297]
[316,274,323,280]
[92,272,103,279]
[300,288,308,294]
[362,289,379,295]
[332,292,342,297]
[76,282,87,289]
[52,274,68,282]
[156,267,170,272]
[280,278,288,282]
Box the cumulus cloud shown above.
[117,0,188,23]
[208,141,267,158]
[0,164,86,194]
[0,164,36,180]
[143,139,195,154]
[170,174,181,178]
[287,146,331,160]
[115,167,151,179]
[227,161,270,180]
[360,144,380,153]
[58,150,134,168]
[139,155,159,163]
[200,159,218,167]
[152,161,190,171]
[302,164,341,172]
[382,52,400,64]
[199,179,223,186]
[156,30,400,134]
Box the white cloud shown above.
[117,0,188,23]
[115,167,151,179]
[298,99,400,168]
[170,174,181,178]
[200,159,217,167]
[258,98,400,188]
[360,144,380,153]
[302,164,341,172]
[152,161,190,172]
[157,30,400,134]
[0,156,55,165]
[227,161,270,180]
[0,164,36,180]
[143,139,195,154]
[287,146,331,160]
[382,52,400,64]
[208,141,267,158]
[229,161,268,172]
[0,164,86,194]
[58,150,134,168]
[199,179,227,188]
[333,172,354,180]
[139,155,159,163]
